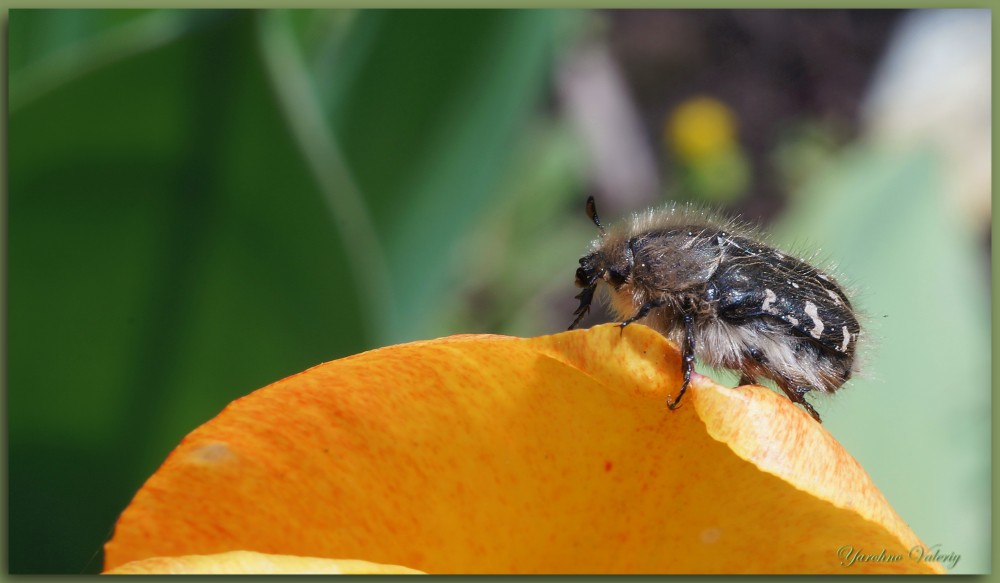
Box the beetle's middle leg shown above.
[667,310,696,411]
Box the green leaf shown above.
[774,144,990,574]
[9,8,560,573]
[324,10,557,342]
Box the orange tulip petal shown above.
[103,550,423,574]
[104,324,943,574]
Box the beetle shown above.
[568,196,861,422]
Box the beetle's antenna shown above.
[586,196,606,237]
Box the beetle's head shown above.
[569,197,631,329]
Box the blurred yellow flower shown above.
[666,96,750,203]
[667,96,738,163]
[104,324,944,574]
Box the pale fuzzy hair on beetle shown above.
[569,197,862,423]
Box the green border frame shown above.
[2,4,994,582]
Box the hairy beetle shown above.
[569,196,861,422]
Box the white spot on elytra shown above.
[791,282,800,289]
[840,326,851,352]
[788,316,799,325]
[827,289,844,306]
[762,288,778,315]
[804,301,824,339]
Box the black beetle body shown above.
[569,197,861,423]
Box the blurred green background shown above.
[8,9,990,574]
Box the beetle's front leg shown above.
[618,297,667,330]
[568,286,596,330]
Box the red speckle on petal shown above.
[604,460,613,472]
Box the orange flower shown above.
[104,551,423,574]
[104,324,944,574]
